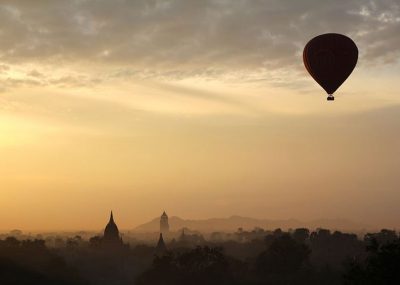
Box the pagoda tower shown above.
[155,233,167,255]
[160,211,169,235]
[103,211,123,245]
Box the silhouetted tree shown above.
[89,236,102,248]
[0,238,86,285]
[292,228,310,243]
[310,229,363,270]
[344,238,400,284]
[364,229,398,246]
[256,234,311,284]
[137,246,244,285]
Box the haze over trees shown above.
[1,227,399,285]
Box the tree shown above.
[137,246,243,285]
[344,238,400,284]
[256,234,311,284]
[292,228,310,243]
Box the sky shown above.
[1,0,400,231]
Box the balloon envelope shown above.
[303,33,358,96]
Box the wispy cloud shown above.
[0,0,397,83]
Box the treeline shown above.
[0,228,399,284]
[0,237,86,285]
[139,228,400,284]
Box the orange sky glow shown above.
[1,0,400,231]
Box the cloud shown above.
[0,0,398,84]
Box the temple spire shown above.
[155,233,167,255]
[110,210,114,223]
[160,211,169,234]
[103,210,122,245]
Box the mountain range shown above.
[133,215,370,233]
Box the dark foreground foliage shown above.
[344,238,400,285]
[0,237,86,285]
[1,229,400,285]
[136,246,242,285]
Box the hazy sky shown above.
[1,0,400,231]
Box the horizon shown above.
[0,212,389,232]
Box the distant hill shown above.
[133,215,369,233]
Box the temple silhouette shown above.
[160,211,169,235]
[102,211,124,247]
[100,210,168,252]
[156,211,168,254]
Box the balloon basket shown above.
[327,95,335,101]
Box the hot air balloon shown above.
[303,33,358,101]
